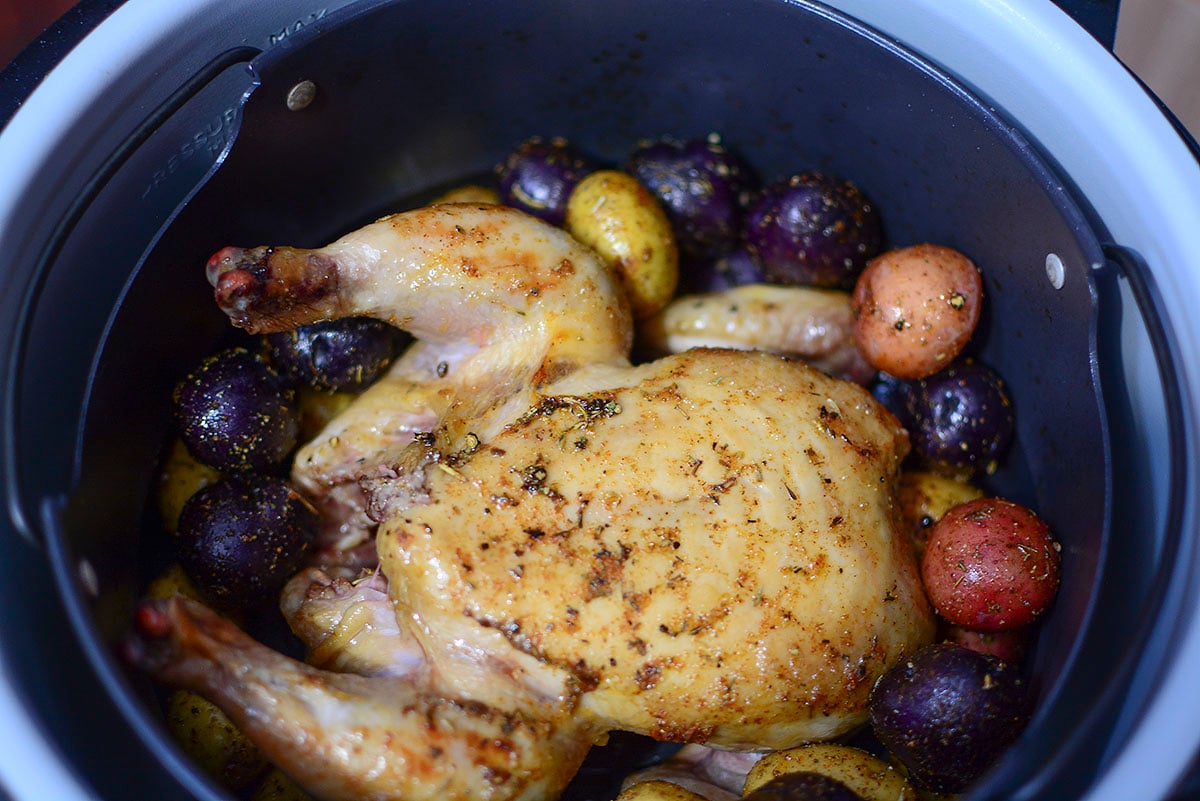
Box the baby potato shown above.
[851,244,982,379]
[743,743,917,800]
[940,622,1029,663]
[615,780,710,801]
[165,689,268,790]
[565,169,679,319]
[145,562,247,624]
[251,768,316,801]
[868,643,1030,794]
[897,471,984,558]
[429,184,501,205]
[921,497,1061,631]
[296,387,357,442]
[145,562,206,603]
[157,438,221,534]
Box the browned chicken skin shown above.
[128,204,933,801]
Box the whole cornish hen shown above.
[127,203,934,801]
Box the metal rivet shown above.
[286,80,317,111]
[1045,253,1065,290]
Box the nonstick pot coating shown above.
[19,2,1142,799]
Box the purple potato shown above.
[173,348,299,472]
[626,135,758,261]
[496,136,597,226]
[742,772,866,801]
[267,317,406,393]
[870,372,916,428]
[176,475,318,609]
[869,643,1031,794]
[678,246,768,294]
[743,173,882,289]
[905,359,1015,473]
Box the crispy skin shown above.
[380,348,929,748]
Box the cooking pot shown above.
[2,1,1199,800]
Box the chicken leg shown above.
[127,597,593,801]
[207,203,632,538]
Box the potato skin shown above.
[251,769,316,801]
[851,244,982,379]
[615,779,710,801]
[868,643,1030,793]
[921,497,1061,631]
[896,471,984,558]
[165,689,268,790]
[296,387,356,442]
[429,184,500,205]
[145,562,206,604]
[565,169,679,319]
[743,743,916,800]
[157,438,221,534]
[940,622,1029,663]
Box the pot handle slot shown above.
[1098,242,1189,568]
[1050,0,1120,48]
[976,241,1189,801]
[1096,241,1191,733]
[1092,242,1197,799]
[2,44,261,547]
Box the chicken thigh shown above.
[128,203,933,801]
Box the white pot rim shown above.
[1,3,1198,800]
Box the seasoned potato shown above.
[165,689,268,790]
[251,768,316,801]
[145,563,206,603]
[897,471,984,558]
[743,743,917,800]
[157,438,221,533]
[497,136,596,226]
[851,244,982,379]
[615,780,710,801]
[145,562,249,625]
[565,169,679,319]
[941,621,1029,663]
[921,497,1061,631]
[868,643,1030,794]
[296,387,357,442]
[430,184,501,205]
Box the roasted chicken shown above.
[127,203,933,801]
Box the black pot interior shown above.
[15,0,1154,799]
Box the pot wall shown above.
[1,3,1199,801]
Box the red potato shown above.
[851,243,983,379]
[897,470,984,559]
[940,622,1029,663]
[921,497,1061,631]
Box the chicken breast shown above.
[381,347,924,749]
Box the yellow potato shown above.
[743,743,917,800]
[897,471,984,557]
[851,244,982,379]
[615,779,710,801]
[296,387,357,442]
[565,169,679,319]
[145,562,246,624]
[251,768,316,801]
[145,563,205,603]
[430,184,501,205]
[157,438,220,534]
[165,690,268,791]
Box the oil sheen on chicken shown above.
[127,203,933,801]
